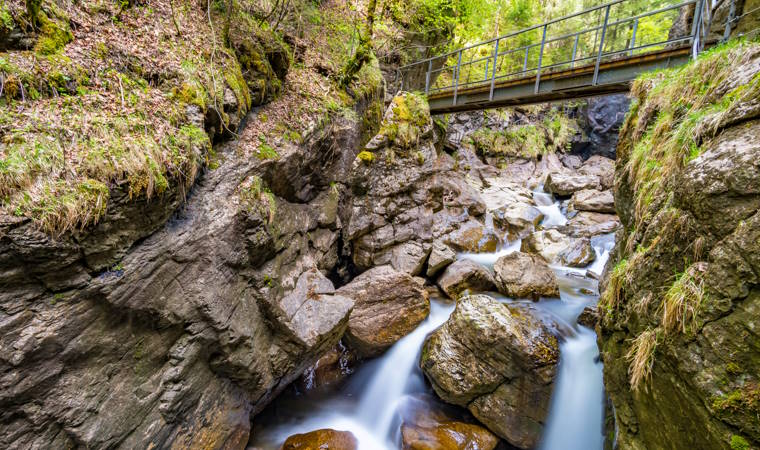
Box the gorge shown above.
[1,0,759,449]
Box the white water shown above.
[250,300,456,449]
[252,186,613,450]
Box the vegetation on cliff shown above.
[599,37,760,450]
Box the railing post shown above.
[571,33,579,68]
[453,50,462,106]
[425,59,432,95]
[534,24,548,95]
[523,46,529,72]
[723,0,736,42]
[691,0,706,58]
[629,18,638,56]
[489,38,500,101]
[592,4,611,86]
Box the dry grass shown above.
[662,264,707,334]
[620,40,760,232]
[626,328,658,391]
[600,258,629,312]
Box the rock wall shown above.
[0,68,385,450]
[598,40,760,450]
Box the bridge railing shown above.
[400,0,711,103]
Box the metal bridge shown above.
[399,0,719,114]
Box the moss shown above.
[357,150,375,164]
[712,384,760,415]
[34,11,73,55]
[730,435,750,450]
[239,176,276,223]
[256,141,279,160]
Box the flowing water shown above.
[251,187,614,449]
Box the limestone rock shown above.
[558,237,596,268]
[274,269,355,347]
[491,203,544,237]
[338,266,430,357]
[437,260,497,299]
[427,241,457,277]
[545,172,599,196]
[493,252,560,299]
[398,394,499,450]
[521,229,574,263]
[577,305,599,328]
[579,155,615,190]
[571,189,615,213]
[443,218,500,253]
[420,295,559,449]
[282,429,358,450]
[560,212,620,237]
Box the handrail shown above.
[399,0,713,107]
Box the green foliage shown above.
[620,40,759,232]
[357,150,375,163]
[730,435,750,450]
[239,176,276,223]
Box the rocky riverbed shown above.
[247,92,622,449]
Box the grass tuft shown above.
[626,328,658,391]
[662,264,707,335]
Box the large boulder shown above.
[558,237,596,267]
[282,429,358,450]
[560,211,620,237]
[545,172,600,196]
[521,229,574,263]
[420,295,559,449]
[426,241,457,277]
[443,218,500,253]
[493,252,560,299]
[337,266,430,357]
[571,189,615,213]
[437,260,497,299]
[578,155,615,190]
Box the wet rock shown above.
[583,95,630,159]
[298,341,357,392]
[437,260,497,299]
[281,429,358,450]
[420,295,559,449]
[577,305,599,328]
[558,237,596,268]
[427,241,457,277]
[571,188,615,213]
[493,252,560,299]
[338,266,430,357]
[521,229,574,263]
[398,394,499,450]
[560,212,620,238]
[545,172,599,197]
[444,218,500,253]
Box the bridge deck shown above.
[399,0,715,115]
[426,46,693,114]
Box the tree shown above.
[339,0,378,87]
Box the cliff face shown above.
[0,0,387,447]
[599,40,760,450]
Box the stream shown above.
[250,187,614,449]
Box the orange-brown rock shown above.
[281,429,358,450]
